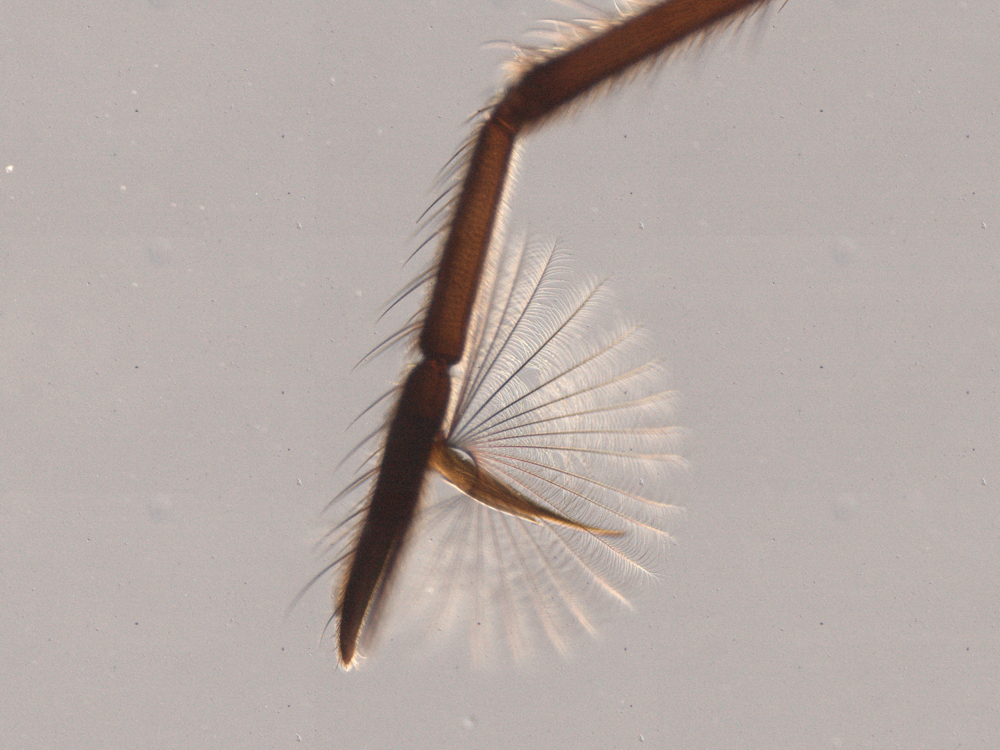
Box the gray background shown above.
[3,1,997,748]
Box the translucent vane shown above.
[354,238,685,665]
